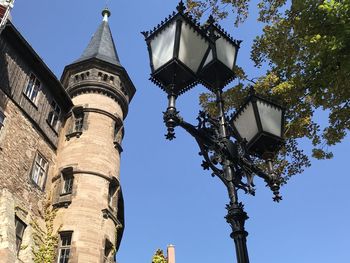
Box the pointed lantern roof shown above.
[74,8,121,66]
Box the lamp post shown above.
[142,2,285,263]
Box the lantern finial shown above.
[207,15,215,25]
[249,86,256,96]
[176,0,186,13]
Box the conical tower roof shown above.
[74,8,121,67]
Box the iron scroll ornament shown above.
[163,108,283,202]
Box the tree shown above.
[152,249,167,263]
[186,0,350,181]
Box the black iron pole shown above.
[226,202,250,263]
[215,89,250,263]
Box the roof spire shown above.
[73,7,121,67]
[102,8,111,22]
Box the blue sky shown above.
[11,1,350,262]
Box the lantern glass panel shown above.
[216,35,236,70]
[203,49,213,68]
[233,102,259,143]
[178,22,209,72]
[257,100,282,137]
[150,21,177,71]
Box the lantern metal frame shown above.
[142,2,287,263]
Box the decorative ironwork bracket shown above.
[163,107,283,201]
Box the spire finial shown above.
[102,8,111,22]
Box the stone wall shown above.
[0,92,57,262]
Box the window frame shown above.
[15,216,26,255]
[24,73,41,105]
[61,174,74,196]
[57,231,73,263]
[30,152,49,190]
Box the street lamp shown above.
[142,2,286,263]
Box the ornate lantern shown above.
[142,1,210,96]
[198,16,241,91]
[231,91,285,158]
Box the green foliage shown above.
[152,249,167,263]
[32,200,59,263]
[191,0,350,180]
[186,0,250,26]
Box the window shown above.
[0,110,5,131]
[58,232,72,263]
[24,73,40,104]
[47,100,61,131]
[15,216,26,255]
[31,153,48,189]
[108,182,117,208]
[66,107,84,140]
[62,174,73,195]
[72,106,84,133]
[104,239,113,262]
[113,123,123,153]
[74,114,83,132]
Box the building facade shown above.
[0,5,135,263]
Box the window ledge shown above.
[46,120,59,135]
[53,194,72,208]
[22,93,38,109]
[53,200,72,209]
[29,179,45,192]
[66,131,82,141]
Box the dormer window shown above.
[24,73,40,104]
[108,181,118,208]
[74,115,83,132]
[62,173,74,195]
[47,100,61,131]
[103,239,113,262]
[113,122,123,153]
[53,167,74,208]
[66,106,85,140]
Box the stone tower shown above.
[53,9,135,262]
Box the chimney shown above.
[167,244,175,263]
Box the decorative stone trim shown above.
[84,108,123,127]
[52,170,120,185]
[67,84,129,119]
[102,207,122,227]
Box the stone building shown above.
[0,4,135,262]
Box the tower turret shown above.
[53,9,135,262]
